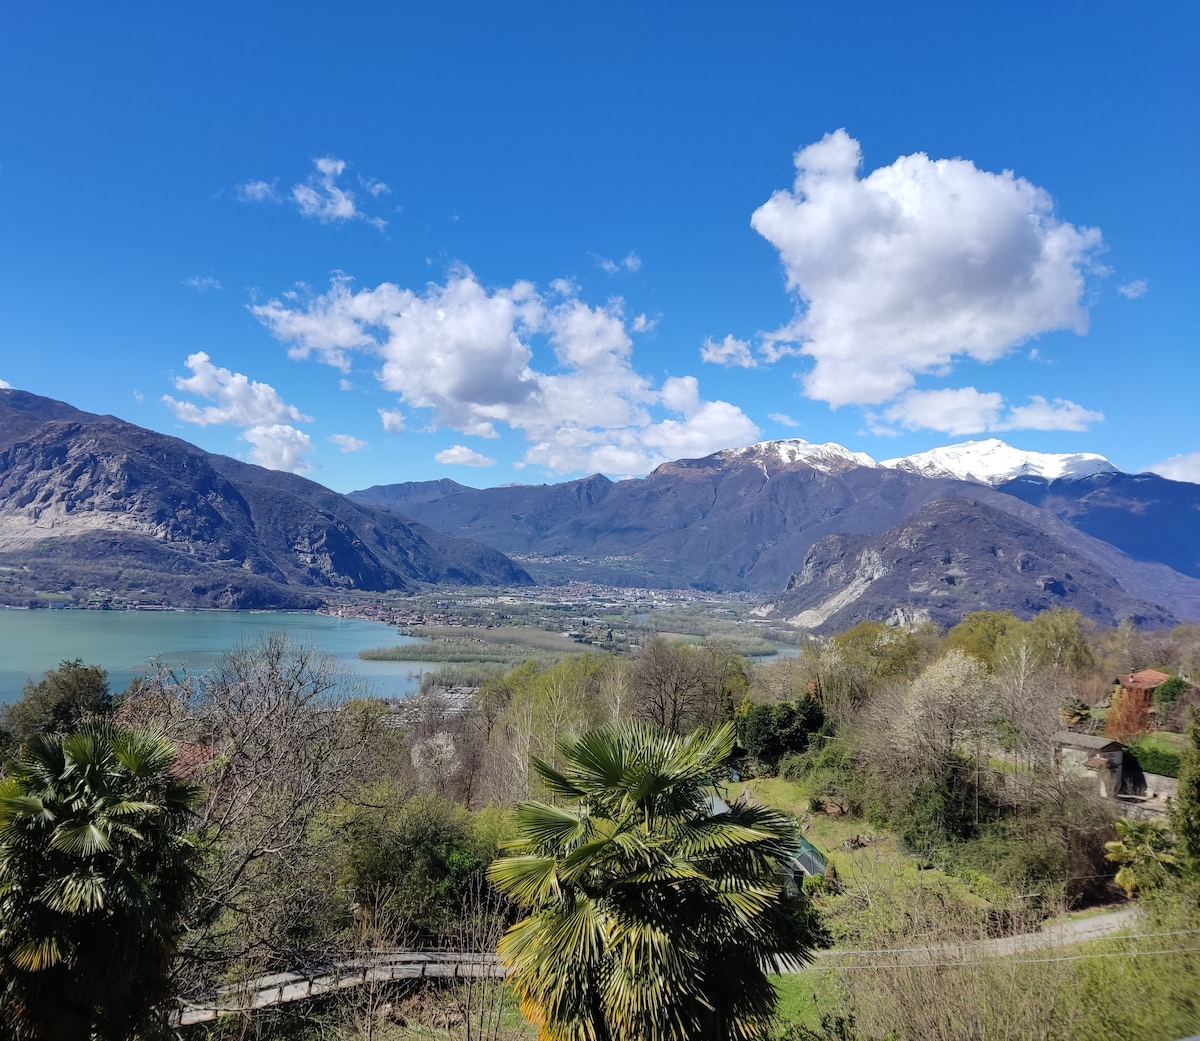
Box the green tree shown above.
[1169,715,1200,884]
[943,610,1018,670]
[1153,674,1189,711]
[488,722,815,1041]
[0,725,201,1041]
[338,792,498,941]
[997,607,1094,674]
[0,660,111,754]
[739,697,824,772]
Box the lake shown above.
[0,609,431,704]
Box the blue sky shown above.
[2,2,1196,492]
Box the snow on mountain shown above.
[880,438,1119,486]
[722,439,878,475]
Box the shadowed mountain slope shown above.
[355,441,1200,624]
[0,390,532,608]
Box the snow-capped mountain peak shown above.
[880,438,1119,486]
[724,439,878,474]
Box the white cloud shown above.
[164,352,311,427]
[998,395,1103,432]
[435,445,496,467]
[631,313,658,333]
[881,388,1004,436]
[749,130,1103,408]
[243,424,312,473]
[182,275,222,291]
[877,387,1103,436]
[254,270,759,475]
[378,408,405,433]
[339,378,355,391]
[593,251,641,274]
[329,433,367,453]
[359,175,391,198]
[162,352,314,474]
[292,156,383,227]
[239,158,387,229]
[1118,279,1148,299]
[0,378,10,389]
[769,412,800,427]
[701,334,756,368]
[235,179,279,203]
[1148,452,1200,485]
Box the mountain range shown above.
[352,438,1200,630]
[2,389,1196,630]
[0,389,531,609]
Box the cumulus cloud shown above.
[769,412,800,427]
[880,388,1004,436]
[0,378,11,389]
[378,408,406,433]
[235,179,279,203]
[1148,452,1200,485]
[329,433,367,452]
[701,334,756,368]
[163,352,314,473]
[876,387,1104,436]
[182,275,222,291]
[237,159,387,229]
[748,130,1103,408]
[1118,279,1148,299]
[999,395,1103,431]
[292,156,385,229]
[631,313,658,333]
[435,445,496,467]
[243,424,313,473]
[253,270,758,474]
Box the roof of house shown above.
[1054,731,1124,752]
[1117,669,1171,691]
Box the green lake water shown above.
[0,609,430,703]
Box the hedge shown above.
[1127,740,1182,779]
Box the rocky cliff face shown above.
[770,499,1179,633]
[0,390,532,608]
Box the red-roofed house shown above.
[1115,669,1171,696]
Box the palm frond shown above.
[49,821,112,857]
[487,853,561,907]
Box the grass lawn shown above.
[723,775,993,946]
[1142,729,1188,751]
[771,967,843,1033]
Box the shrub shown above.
[1153,675,1188,710]
[1127,739,1182,779]
[739,696,824,772]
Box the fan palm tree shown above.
[0,724,202,1041]
[487,722,816,1041]
[1105,816,1177,898]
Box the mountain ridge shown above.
[354,443,1198,625]
[0,390,532,608]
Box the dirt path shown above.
[803,905,1141,971]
